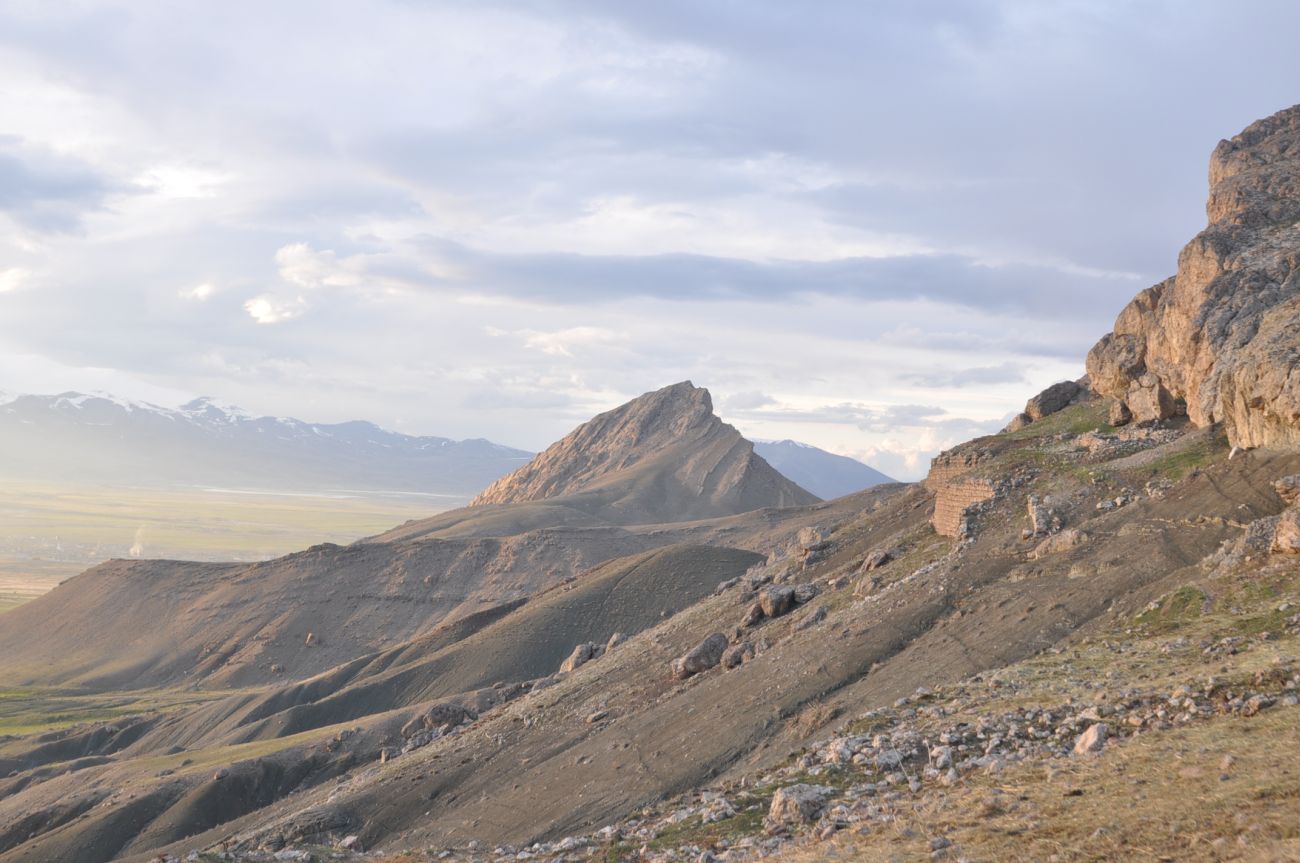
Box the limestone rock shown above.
[671,633,728,679]
[1086,105,1300,448]
[861,549,892,571]
[1003,412,1033,433]
[721,641,754,669]
[740,601,765,628]
[767,784,831,825]
[758,585,796,618]
[1107,399,1133,427]
[1025,380,1083,421]
[1274,475,1300,506]
[1073,723,1108,755]
[1273,508,1300,554]
[793,582,819,604]
[1030,528,1089,560]
[560,642,596,674]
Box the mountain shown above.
[470,381,820,522]
[0,391,531,498]
[5,109,1300,863]
[1088,103,1300,447]
[752,439,895,499]
[0,382,827,691]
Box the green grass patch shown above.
[1003,402,1112,441]
[0,686,224,738]
[1143,429,1230,480]
[1134,586,1208,634]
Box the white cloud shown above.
[179,282,215,300]
[243,295,305,324]
[0,268,31,293]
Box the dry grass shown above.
[778,708,1300,862]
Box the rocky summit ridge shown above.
[470,381,819,522]
[1088,103,1300,448]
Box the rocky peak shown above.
[1087,103,1300,448]
[470,382,818,519]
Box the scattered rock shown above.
[561,642,596,673]
[672,633,729,679]
[605,632,626,652]
[740,601,766,628]
[1030,528,1089,559]
[586,710,609,724]
[759,586,796,618]
[1275,475,1300,506]
[793,582,820,604]
[1073,723,1108,755]
[795,605,827,630]
[721,641,754,669]
[1273,509,1300,554]
[768,784,831,826]
[861,549,893,571]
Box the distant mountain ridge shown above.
[0,391,531,498]
[752,439,895,499]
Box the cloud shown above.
[243,295,304,324]
[3,0,1300,477]
[0,268,31,294]
[901,362,1028,388]
[0,136,120,233]
[179,282,214,300]
[722,390,776,411]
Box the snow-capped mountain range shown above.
[0,391,533,498]
[0,391,896,502]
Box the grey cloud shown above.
[902,362,1028,388]
[722,390,776,411]
[424,238,1141,317]
[0,137,120,232]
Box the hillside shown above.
[1,106,1300,863]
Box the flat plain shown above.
[0,480,451,612]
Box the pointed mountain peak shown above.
[470,382,818,522]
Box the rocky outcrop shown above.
[1087,104,1300,448]
[671,633,729,679]
[469,382,819,523]
[931,478,996,538]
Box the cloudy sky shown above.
[1,1,1298,480]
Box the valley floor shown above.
[0,480,451,609]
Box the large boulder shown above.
[767,784,832,825]
[1025,380,1083,421]
[1086,105,1300,447]
[1273,508,1300,554]
[758,585,796,618]
[671,633,729,679]
[560,642,600,673]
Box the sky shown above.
[1,1,1298,480]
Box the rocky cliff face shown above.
[1088,104,1300,448]
[470,381,818,521]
